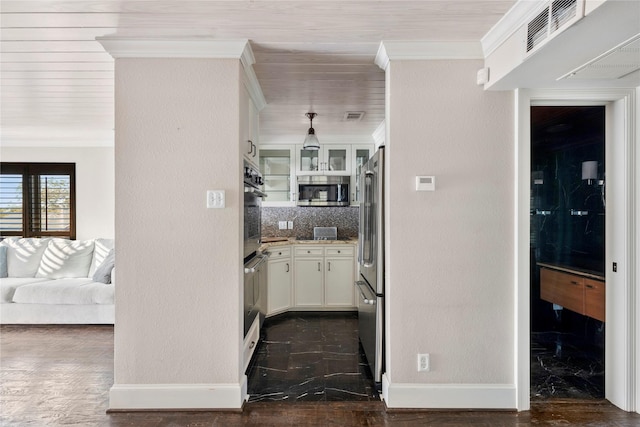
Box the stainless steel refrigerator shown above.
[356,146,384,383]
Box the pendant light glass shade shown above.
[303,112,320,150]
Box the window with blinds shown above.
[0,163,76,239]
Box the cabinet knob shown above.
[337,250,341,253]
[278,252,282,255]
[307,250,311,253]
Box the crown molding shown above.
[240,43,267,111]
[372,120,385,146]
[96,37,266,111]
[375,41,483,70]
[95,37,250,59]
[480,0,547,58]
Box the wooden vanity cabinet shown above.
[540,267,605,322]
[584,278,605,322]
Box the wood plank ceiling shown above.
[0,1,515,147]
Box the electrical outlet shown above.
[417,353,430,372]
[288,221,294,229]
[206,190,225,209]
[278,221,287,230]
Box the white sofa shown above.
[0,237,115,324]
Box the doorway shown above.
[515,88,637,412]
[529,106,606,400]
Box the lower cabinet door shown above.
[294,258,324,306]
[325,257,354,307]
[267,258,291,315]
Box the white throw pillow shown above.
[88,238,115,277]
[92,249,115,284]
[5,238,51,278]
[36,239,95,279]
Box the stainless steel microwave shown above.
[297,175,350,206]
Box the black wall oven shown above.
[243,160,268,336]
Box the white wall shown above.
[109,57,244,409]
[0,147,114,240]
[384,59,514,407]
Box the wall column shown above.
[98,39,257,410]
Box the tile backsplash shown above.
[262,207,359,240]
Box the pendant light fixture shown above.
[303,112,320,150]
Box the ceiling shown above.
[0,1,517,147]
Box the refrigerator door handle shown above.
[359,170,375,267]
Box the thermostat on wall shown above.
[415,176,435,191]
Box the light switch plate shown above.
[288,221,294,229]
[206,190,225,208]
[278,221,287,230]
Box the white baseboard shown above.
[382,374,516,409]
[109,383,244,410]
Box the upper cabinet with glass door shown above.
[296,145,351,176]
[351,145,374,205]
[259,146,296,206]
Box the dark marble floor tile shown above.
[246,312,379,403]
[531,330,604,400]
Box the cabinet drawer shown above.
[295,247,324,257]
[325,246,354,257]
[540,268,584,314]
[268,247,291,259]
[243,315,260,372]
[584,278,605,322]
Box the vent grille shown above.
[527,8,549,53]
[526,0,579,54]
[343,111,365,121]
[551,0,577,32]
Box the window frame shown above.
[0,162,76,239]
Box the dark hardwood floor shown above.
[2,324,639,426]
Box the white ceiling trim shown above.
[95,37,267,111]
[240,43,267,111]
[375,41,483,70]
[372,120,386,146]
[95,38,249,59]
[480,0,547,57]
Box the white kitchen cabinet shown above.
[325,255,355,307]
[350,145,374,205]
[259,145,296,207]
[267,247,292,315]
[241,85,259,167]
[296,145,351,175]
[293,246,324,306]
[293,245,355,309]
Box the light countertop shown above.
[260,238,357,251]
